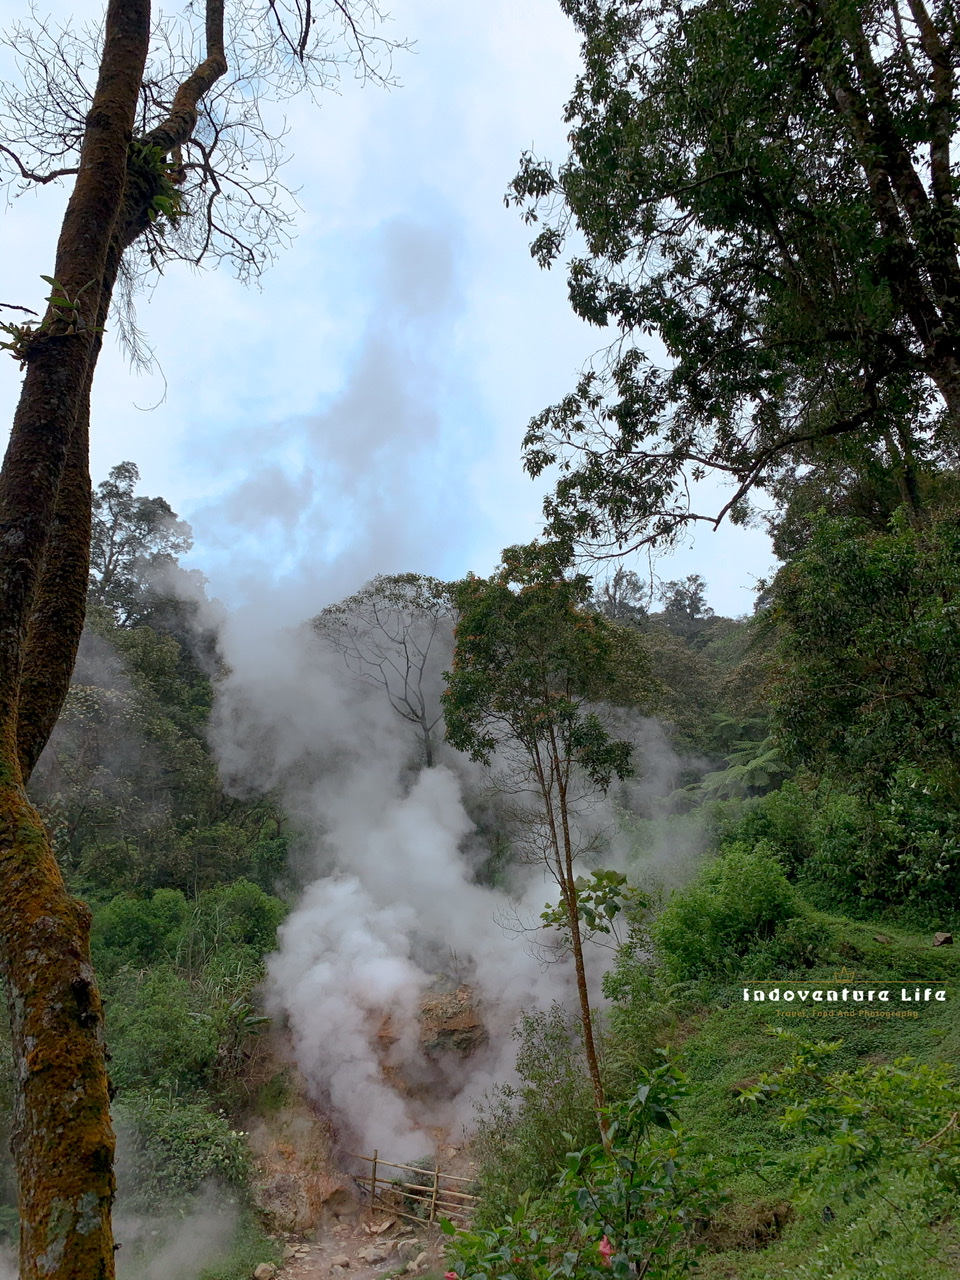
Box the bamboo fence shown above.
[349,1151,478,1226]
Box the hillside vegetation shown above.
[447,530,960,1280]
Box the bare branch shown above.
[0,143,78,185]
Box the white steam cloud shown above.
[189,215,479,620]
[177,212,704,1160]
[212,622,583,1157]
[114,1190,238,1280]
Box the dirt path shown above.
[269,1215,448,1280]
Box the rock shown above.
[330,1256,351,1269]
[320,1185,363,1226]
[934,931,954,946]
[248,1093,350,1232]
[282,1245,297,1260]
[405,1264,419,1275]
[419,986,487,1055]
[397,1241,421,1263]
[330,1267,346,1277]
[414,1251,430,1268]
[256,1172,310,1234]
[254,1266,278,1280]
[873,933,892,944]
[357,1244,392,1265]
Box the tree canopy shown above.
[511,0,960,556]
[771,511,960,797]
[89,461,193,625]
[444,542,644,782]
[313,573,453,767]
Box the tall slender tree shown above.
[443,542,642,1139]
[0,1,403,1273]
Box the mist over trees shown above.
[89,461,193,626]
[313,574,454,769]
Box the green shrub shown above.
[175,879,286,971]
[92,879,285,980]
[446,1057,722,1280]
[652,840,798,981]
[601,916,697,1087]
[471,1006,597,1224]
[714,769,960,914]
[745,1033,960,1197]
[743,913,835,977]
[92,888,190,973]
[713,782,816,875]
[116,1091,250,1210]
[806,769,960,910]
[106,965,220,1095]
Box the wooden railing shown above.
[350,1151,477,1225]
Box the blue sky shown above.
[0,0,776,621]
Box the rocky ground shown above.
[248,989,485,1280]
[261,1214,448,1280]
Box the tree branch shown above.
[0,143,78,185]
[143,0,227,153]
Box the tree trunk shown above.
[16,401,92,781]
[544,732,610,1150]
[562,873,608,1119]
[0,785,115,1280]
[0,0,150,1272]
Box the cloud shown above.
[188,213,477,622]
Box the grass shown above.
[666,919,960,1278]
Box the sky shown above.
[0,0,776,622]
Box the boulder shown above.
[249,1091,357,1233]
[419,987,487,1055]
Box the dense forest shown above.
[1,0,960,1277]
